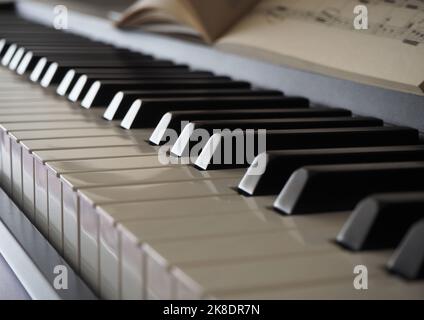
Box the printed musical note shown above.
[255,0,424,46]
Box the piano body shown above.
[0,0,423,300]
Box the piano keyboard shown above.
[1,6,423,300]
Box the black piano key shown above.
[41,59,176,69]
[19,52,146,72]
[1,43,18,65]
[57,69,210,96]
[65,67,208,76]
[8,47,29,70]
[149,107,351,145]
[82,80,252,108]
[0,39,104,60]
[12,46,132,70]
[0,28,86,35]
[0,3,17,12]
[336,192,424,250]
[0,38,6,56]
[20,54,185,77]
[32,59,182,84]
[239,145,424,196]
[105,89,284,121]
[39,60,184,87]
[0,34,93,44]
[73,71,214,80]
[171,117,383,157]
[7,38,125,45]
[387,218,424,280]
[23,51,150,60]
[195,127,419,170]
[67,75,233,102]
[120,97,309,128]
[273,162,424,215]
[8,43,123,50]
[12,47,124,70]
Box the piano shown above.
[0,0,423,300]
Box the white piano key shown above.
[171,250,392,299]
[1,131,12,195]
[30,57,47,82]
[16,51,33,75]
[14,127,135,141]
[68,75,87,102]
[93,178,239,299]
[0,94,55,101]
[84,195,250,297]
[22,135,150,152]
[119,209,293,299]
[102,195,341,299]
[1,44,17,66]
[116,203,347,299]
[12,127,121,210]
[8,47,25,71]
[61,169,239,275]
[57,70,75,96]
[222,276,424,299]
[22,150,35,221]
[0,120,101,131]
[45,155,166,253]
[0,107,76,115]
[41,150,163,251]
[0,130,3,181]
[143,224,342,299]
[0,39,5,56]
[40,62,58,87]
[0,113,90,124]
[3,122,112,208]
[121,229,143,299]
[11,140,23,207]
[8,126,118,209]
[34,159,49,235]
[19,134,155,237]
[1,119,99,201]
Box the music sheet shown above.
[218,0,424,95]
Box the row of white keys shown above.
[221,273,424,299]
[81,177,243,298]
[15,130,155,231]
[171,249,422,299]
[24,129,152,227]
[45,154,171,253]
[108,195,344,299]
[0,108,95,194]
[116,197,424,299]
[0,106,109,199]
[3,121,108,205]
[104,182,424,299]
[59,166,242,276]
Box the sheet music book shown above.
[117,0,424,96]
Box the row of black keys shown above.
[0,11,423,280]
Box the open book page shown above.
[217,0,424,95]
[116,0,204,39]
[116,0,260,43]
[179,0,260,42]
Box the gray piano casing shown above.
[16,0,424,134]
[0,187,96,299]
